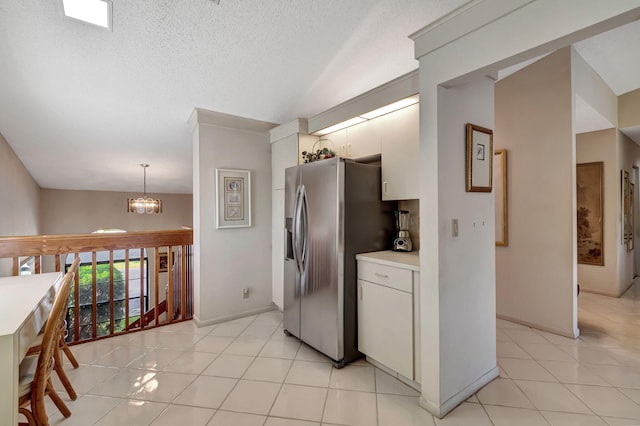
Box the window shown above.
[65,250,148,340]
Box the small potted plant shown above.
[302,139,336,163]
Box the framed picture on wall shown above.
[216,168,252,229]
[623,170,630,244]
[158,251,168,273]
[577,162,604,266]
[629,182,635,252]
[494,149,508,246]
[465,123,493,192]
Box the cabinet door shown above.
[272,189,285,309]
[380,103,419,200]
[272,135,299,190]
[357,279,413,378]
[345,119,381,159]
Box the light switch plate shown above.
[452,219,459,237]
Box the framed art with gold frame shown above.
[466,123,493,192]
[629,182,635,252]
[577,162,604,265]
[494,149,508,246]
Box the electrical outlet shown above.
[242,287,249,299]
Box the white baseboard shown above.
[580,286,628,298]
[497,314,578,339]
[193,303,277,328]
[419,366,499,418]
[365,356,421,392]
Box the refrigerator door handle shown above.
[300,185,309,271]
[293,185,305,274]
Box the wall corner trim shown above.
[410,0,535,59]
[419,366,499,418]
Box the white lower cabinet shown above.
[356,252,420,383]
[357,278,413,378]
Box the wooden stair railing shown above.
[130,299,168,329]
[0,229,193,345]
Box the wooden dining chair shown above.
[18,258,79,425]
[26,259,81,400]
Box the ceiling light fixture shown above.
[313,95,420,136]
[128,164,162,214]
[62,0,112,30]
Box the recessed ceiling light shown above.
[62,0,112,30]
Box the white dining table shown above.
[0,272,63,425]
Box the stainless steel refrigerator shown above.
[283,157,395,367]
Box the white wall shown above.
[418,76,498,416]
[439,78,498,406]
[495,48,577,337]
[39,189,192,234]
[0,133,40,275]
[576,129,620,296]
[191,109,275,325]
[619,132,640,292]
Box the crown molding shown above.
[410,0,534,59]
[269,119,309,143]
[189,108,276,133]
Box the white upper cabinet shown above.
[380,103,419,200]
[271,134,298,190]
[345,119,381,159]
[322,119,381,161]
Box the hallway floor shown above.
[44,281,640,425]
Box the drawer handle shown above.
[374,272,389,278]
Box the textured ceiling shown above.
[0,0,467,194]
[0,2,638,195]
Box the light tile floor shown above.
[42,280,640,425]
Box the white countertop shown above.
[0,272,63,336]
[356,250,420,271]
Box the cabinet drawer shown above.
[358,261,412,292]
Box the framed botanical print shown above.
[216,168,252,229]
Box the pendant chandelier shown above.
[127,164,162,214]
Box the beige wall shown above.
[576,129,619,295]
[39,189,192,234]
[495,47,577,338]
[0,133,40,237]
[619,89,640,129]
[192,111,274,325]
[0,133,41,275]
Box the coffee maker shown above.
[393,210,413,252]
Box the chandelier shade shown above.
[128,164,163,214]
